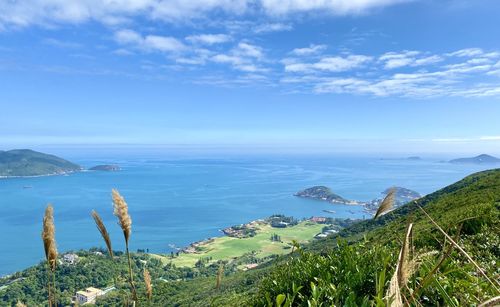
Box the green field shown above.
[152,221,324,267]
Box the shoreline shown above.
[0,170,84,179]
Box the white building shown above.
[75,287,104,304]
[62,253,79,265]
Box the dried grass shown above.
[417,204,500,292]
[91,210,113,258]
[386,223,413,306]
[216,264,224,290]
[144,268,152,300]
[112,189,132,243]
[374,188,396,219]
[42,204,57,272]
[112,189,137,301]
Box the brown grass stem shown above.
[417,204,500,292]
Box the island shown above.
[0,149,82,177]
[449,154,500,164]
[407,156,422,161]
[364,186,421,213]
[294,186,360,204]
[295,185,421,214]
[89,165,121,171]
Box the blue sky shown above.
[1,0,500,154]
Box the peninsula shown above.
[0,149,81,177]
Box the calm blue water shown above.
[0,153,496,276]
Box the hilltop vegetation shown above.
[0,149,81,177]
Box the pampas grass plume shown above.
[42,204,57,271]
[144,268,152,300]
[112,189,132,243]
[374,188,396,219]
[91,210,114,258]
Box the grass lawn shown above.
[151,221,323,267]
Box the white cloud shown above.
[212,54,245,65]
[0,0,412,29]
[260,0,409,15]
[186,34,232,45]
[291,44,327,56]
[235,42,264,58]
[446,48,484,57]
[280,47,500,98]
[480,136,500,141]
[379,51,443,69]
[210,41,268,72]
[253,23,293,33]
[114,29,185,53]
[285,54,372,72]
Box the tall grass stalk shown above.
[41,204,58,307]
[417,204,500,292]
[91,210,114,258]
[144,268,152,300]
[112,189,138,302]
[216,264,224,290]
[374,188,396,219]
[386,223,413,306]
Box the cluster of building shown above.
[182,237,215,254]
[74,286,115,305]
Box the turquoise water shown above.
[0,153,495,276]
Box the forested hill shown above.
[0,149,81,177]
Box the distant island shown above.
[449,154,500,164]
[294,186,361,205]
[0,149,81,177]
[407,156,421,161]
[295,185,421,213]
[89,165,121,172]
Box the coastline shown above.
[0,169,83,179]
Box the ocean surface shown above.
[0,153,496,276]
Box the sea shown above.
[0,151,496,276]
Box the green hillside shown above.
[0,149,81,177]
[1,169,499,306]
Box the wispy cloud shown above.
[432,136,500,142]
[0,0,411,29]
[114,29,185,53]
[285,54,372,72]
[259,0,409,15]
[291,44,327,56]
[253,23,293,33]
[210,41,267,72]
[281,47,500,98]
[186,34,232,45]
[379,51,443,69]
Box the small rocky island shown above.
[407,156,422,161]
[0,149,82,177]
[294,186,361,205]
[364,187,421,213]
[89,165,121,171]
[449,154,500,164]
